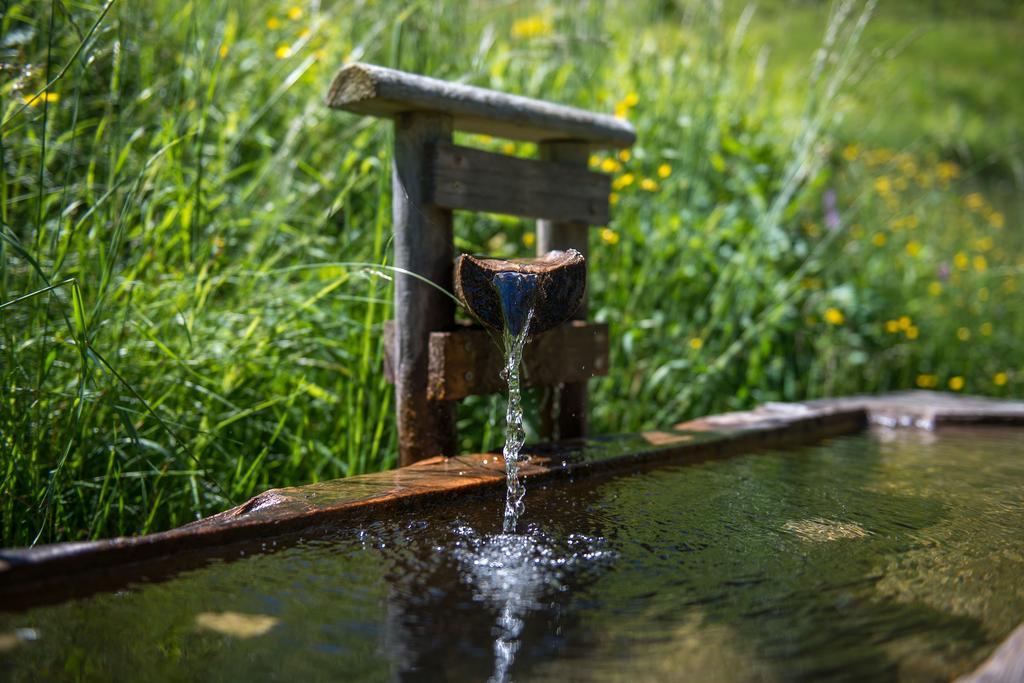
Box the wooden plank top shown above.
[326,62,636,148]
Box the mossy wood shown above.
[327,62,636,147]
[453,250,586,336]
[427,142,610,224]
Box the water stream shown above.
[492,271,538,534]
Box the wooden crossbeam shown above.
[327,62,636,148]
[425,142,609,225]
[384,322,609,401]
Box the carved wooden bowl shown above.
[454,249,586,337]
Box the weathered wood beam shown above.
[426,142,609,224]
[537,141,592,441]
[392,112,458,466]
[383,322,610,401]
[327,62,636,148]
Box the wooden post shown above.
[537,141,591,441]
[392,112,458,466]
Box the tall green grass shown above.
[2,0,1021,546]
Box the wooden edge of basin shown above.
[2,391,1023,612]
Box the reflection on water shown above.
[1,428,1023,682]
[450,525,613,683]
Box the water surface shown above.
[1,428,1022,682]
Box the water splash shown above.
[491,271,539,533]
[451,524,615,683]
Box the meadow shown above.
[2,0,1021,546]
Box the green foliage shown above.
[1,0,1021,546]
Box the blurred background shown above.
[2,0,1021,545]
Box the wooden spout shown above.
[454,250,586,337]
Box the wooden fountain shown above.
[327,63,636,465]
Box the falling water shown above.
[491,271,538,533]
[499,317,532,533]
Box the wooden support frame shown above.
[391,112,458,466]
[384,322,610,401]
[426,142,610,224]
[536,141,592,441]
[328,62,635,463]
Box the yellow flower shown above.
[600,158,620,174]
[975,236,994,251]
[871,232,887,247]
[511,15,552,39]
[916,374,938,389]
[219,44,230,58]
[824,307,845,325]
[612,173,634,190]
[905,241,922,257]
[874,177,892,195]
[905,325,919,340]
[600,228,620,245]
[688,337,703,350]
[267,17,282,29]
[964,193,985,210]
[622,92,639,108]
[980,321,993,336]
[502,142,516,155]
[657,163,672,179]
[287,6,303,20]
[22,92,60,106]
[928,281,942,296]
[936,161,960,181]
[618,149,631,162]
[973,254,988,272]
[948,376,965,391]
[589,154,600,167]
[954,251,969,270]
[640,178,658,192]
[956,327,971,341]
[994,372,1008,386]
[609,192,619,206]
[842,144,859,162]
[522,231,536,248]
[898,316,911,331]
[275,44,291,59]
[885,319,900,333]
[298,28,311,39]
[988,211,1005,229]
